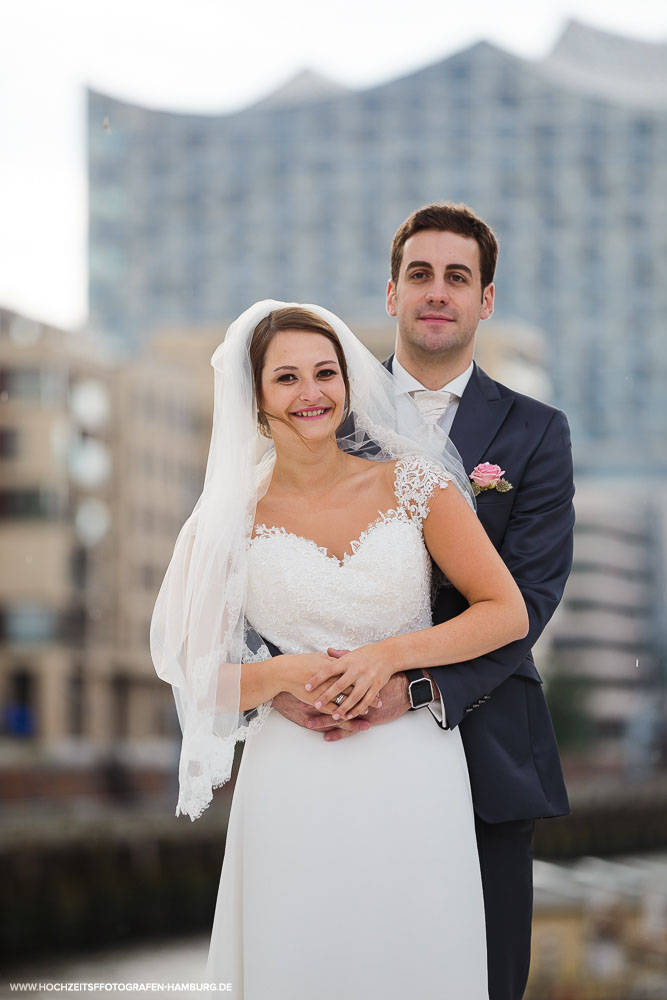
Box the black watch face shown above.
[410,677,432,709]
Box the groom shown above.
[271,202,574,1000]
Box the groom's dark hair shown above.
[390,202,498,295]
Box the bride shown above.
[151,300,528,1000]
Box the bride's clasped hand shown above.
[305,642,395,720]
[240,648,385,717]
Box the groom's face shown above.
[386,229,494,363]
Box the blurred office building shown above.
[0,308,115,762]
[109,327,213,759]
[0,307,213,798]
[471,323,667,776]
[88,19,667,475]
[552,483,667,773]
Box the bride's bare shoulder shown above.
[349,455,396,477]
[345,454,397,487]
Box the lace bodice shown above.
[245,454,451,654]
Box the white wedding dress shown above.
[206,455,488,999]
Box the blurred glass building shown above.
[0,307,212,796]
[88,19,667,475]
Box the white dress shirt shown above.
[392,356,474,437]
[391,356,474,725]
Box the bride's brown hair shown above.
[250,307,351,437]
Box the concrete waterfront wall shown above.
[535,777,667,859]
[0,803,230,964]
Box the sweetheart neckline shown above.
[251,506,420,568]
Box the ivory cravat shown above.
[410,388,453,426]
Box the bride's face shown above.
[260,329,347,443]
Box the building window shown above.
[68,667,85,737]
[0,367,40,400]
[2,668,37,738]
[0,367,65,404]
[0,428,20,458]
[111,674,129,740]
[0,488,63,519]
[63,604,87,646]
[70,546,89,589]
[1,605,59,643]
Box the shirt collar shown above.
[392,356,474,399]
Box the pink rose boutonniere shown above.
[469,463,513,497]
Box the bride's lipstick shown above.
[290,406,332,420]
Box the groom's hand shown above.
[320,650,410,742]
[271,691,371,735]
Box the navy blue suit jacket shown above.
[386,358,574,823]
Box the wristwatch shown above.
[405,669,435,710]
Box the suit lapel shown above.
[384,356,514,473]
[448,364,514,473]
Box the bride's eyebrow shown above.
[272,360,338,372]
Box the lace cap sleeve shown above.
[394,454,452,523]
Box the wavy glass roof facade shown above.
[88,22,667,471]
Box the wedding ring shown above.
[334,693,346,706]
